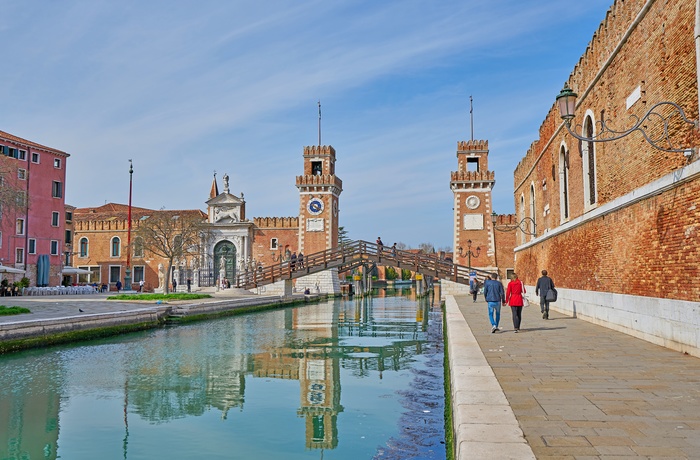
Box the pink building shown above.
[0,130,69,286]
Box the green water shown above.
[0,290,445,459]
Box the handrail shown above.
[235,240,493,289]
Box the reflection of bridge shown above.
[236,240,492,290]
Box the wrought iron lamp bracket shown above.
[493,217,537,236]
[563,102,698,155]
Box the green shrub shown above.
[0,305,31,316]
[385,266,398,280]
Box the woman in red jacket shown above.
[505,273,526,333]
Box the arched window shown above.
[111,237,121,257]
[519,195,525,245]
[582,114,597,208]
[79,237,89,257]
[529,184,536,238]
[134,237,144,258]
[559,144,570,221]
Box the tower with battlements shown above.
[295,145,342,294]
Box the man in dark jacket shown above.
[535,270,555,319]
[483,273,505,333]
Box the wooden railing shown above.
[235,240,493,290]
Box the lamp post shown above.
[457,240,480,268]
[124,160,134,291]
[491,212,537,236]
[556,83,698,155]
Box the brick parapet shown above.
[253,217,300,229]
[457,139,489,152]
[295,175,343,190]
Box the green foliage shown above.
[401,269,412,281]
[107,293,212,301]
[338,226,351,246]
[385,266,398,280]
[17,277,30,288]
[0,305,31,315]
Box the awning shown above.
[61,266,93,275]
[0,265,25,274]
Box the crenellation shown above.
[253,217,300,229]
[457,139,488,152]
[303,145,336,156]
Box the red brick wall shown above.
[512,0,699,297]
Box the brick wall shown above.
[512,0,699,300]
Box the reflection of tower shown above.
[450,140,497,270]
[297,352,343,450]
[295,145,343,294]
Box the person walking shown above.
[115,280,122,292]
[139,279,144,292]
[186,278,191,293]
[290,252,297,270]
[297,252,304,269]
[376,237,384,255]
[483,273,505,333]
[505,273,526,332]
[535,270,555,319]
[469,271,478,302]
[172,278,177,292]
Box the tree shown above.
[395,242,408,250]
[418,242,435,254]
[338,226,351,247]
[135,210,208,293]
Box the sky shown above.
[2,0,614,249]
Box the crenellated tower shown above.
[296,145,342,254]
[450,140,497,269]
[295,145,342,294]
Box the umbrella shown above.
[61,266,92,275]
[0,265,25,274]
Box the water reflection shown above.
[0,287,444,459]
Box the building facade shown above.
[0,130,69,287]
[512,0,700,355]
[71,144,343,294]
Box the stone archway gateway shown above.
[214,240,236,284]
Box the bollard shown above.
[415,274,424,297]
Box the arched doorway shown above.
[214,240,236,284]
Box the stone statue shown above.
[223,173,229,193]
[157,263,165,290]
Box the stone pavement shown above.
[452,294,700,459]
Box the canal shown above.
[0,288,446,459]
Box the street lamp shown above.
[457,240,480,268]
[556,83,698,155]
[124,160,134,291]
[491,212,537,236]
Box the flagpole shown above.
[470,95,474,141]
[318,100,322,147]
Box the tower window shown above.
[467,157,479,172]
[311,161,323,176]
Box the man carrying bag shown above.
[535,270,556,319]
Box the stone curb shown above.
[445,295,535,460]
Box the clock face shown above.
[308,198,324,215]
[466,195,480,210]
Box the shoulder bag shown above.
[520,281,529,307]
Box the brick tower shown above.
[450,140,497,270]
[295,145,342,294]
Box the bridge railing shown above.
[234,240,496,289]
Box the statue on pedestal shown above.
[157,263,165,291]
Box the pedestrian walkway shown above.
[453,295,700,459]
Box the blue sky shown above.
[2,0,613,248]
